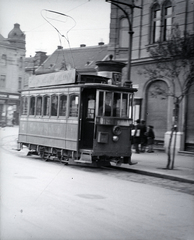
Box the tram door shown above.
[80,88,96,149]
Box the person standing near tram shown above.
[140,120,147,152]
[146,125,155,153]
[133,119,141,154]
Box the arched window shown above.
[51,95,58,116]
[43,95,50,116]
[29,96,35,115]
[69,94,79,117]
[59,94,67,117]
[151,3,161,43]
[119,18,129,48]
[36,96,42,116]
[162,0,172,41]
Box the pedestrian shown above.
[146,125,155,153]
[140,120,147,152]
[132,119,141,153]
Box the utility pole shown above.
[106,0,141,87]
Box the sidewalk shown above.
[113,150,194,184]
[1,126,194,183]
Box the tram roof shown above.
[27,69,137,93]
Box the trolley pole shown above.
[105,0,141,87]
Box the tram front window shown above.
[99,91,112,116]
[98,91,129,118]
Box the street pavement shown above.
[1,126,194,184]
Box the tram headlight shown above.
[112,126,121,136]
[112,135,119,142]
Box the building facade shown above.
[108,0,194,151]
[0,23,25,126]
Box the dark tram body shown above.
[18,69,137,166]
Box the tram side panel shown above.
[18,87,80,153]
[19,119,79,151]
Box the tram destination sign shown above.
[29,69,76,88]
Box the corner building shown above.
[0,23,25,126]
[108,0,194,152]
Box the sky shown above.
[0,0,111,57]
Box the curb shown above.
[111,166,194,184]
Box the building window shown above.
[19,57,23,68]
[18,77,22,90]
[162,1,172,41]
[0,75,6,89]
[30,96,35,115]
[36,96,42,116]
[1,54,7,66]
[151,3,161,43]
[132,99,142,122]
[51,95,58,116]
[59,94,67,117]
[150,1,172,44]
[43,95,50,116]
[69,94,79,117]
[119,18,129,48]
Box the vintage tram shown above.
[18,69,137,166]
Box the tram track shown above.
[1,132,194,196]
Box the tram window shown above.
[69,95,79,117]
[43,95,50,116]
[51,95,58,116]
[36,96,42,116]
[98,91,104,116]
[99,91,114,117]
[98,91,129,117]
[21,97,28,115]
[29,96,35,115]
[105,92,113,116]
[113,93,121,117]
[121,93,128,117]
[59,95,67,116]
[87,95,95,119]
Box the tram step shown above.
[74,160,92,164]
[80,149,93,154]
[76,151,92,163]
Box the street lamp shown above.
[106,0,141,87]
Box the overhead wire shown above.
[40,0,91,69]
[41,9,77,68]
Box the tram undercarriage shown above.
[19,143,131,167]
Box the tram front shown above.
[93,88,135,165]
